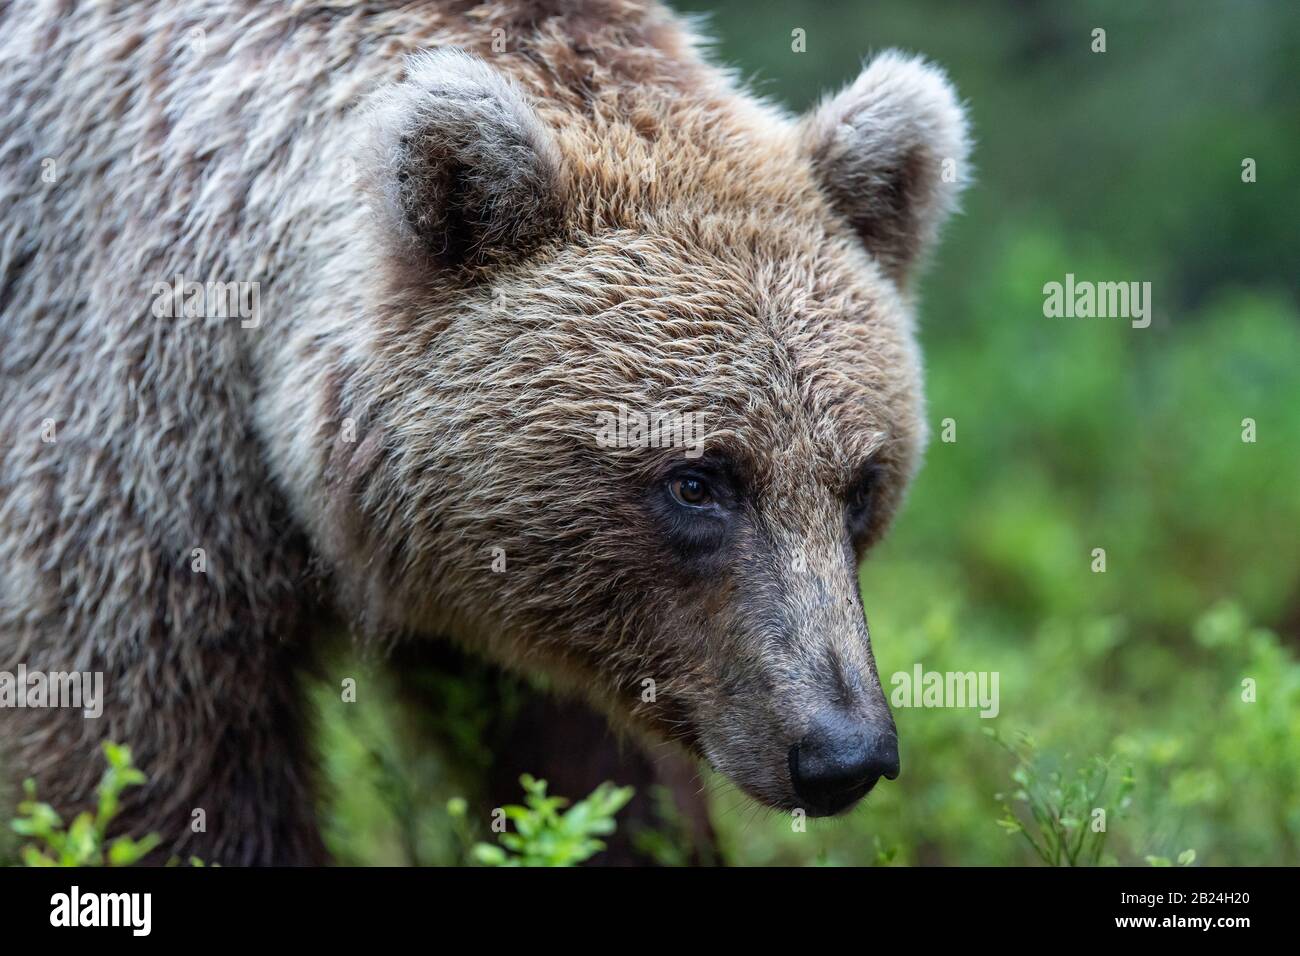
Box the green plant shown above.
[990,729,1134,866]
[467,774,634,867]
[12,741,161,867]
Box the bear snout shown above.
[787,707,900,816]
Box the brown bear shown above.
[0,0,969,864]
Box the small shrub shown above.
[991,729,1128,866]
[460,774,633,867]
[990,729,1196,867]
[12,741,160,867]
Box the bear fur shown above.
[0,0,969,864]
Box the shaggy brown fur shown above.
[0,0,969,863]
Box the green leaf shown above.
[21,846,56,867]
[472,843,509,866]
[108,834,162,866]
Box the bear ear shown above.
[801,51,971,285]
[369,49,568,272]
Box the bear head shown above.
[295,44,970,816]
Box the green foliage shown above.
[990,729,1134,866]
[466,775,634,867]
[12,742,160,867]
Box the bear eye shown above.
[669,475,714,508]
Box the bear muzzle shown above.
[787,706,900,816]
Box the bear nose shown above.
[788,709,900,815]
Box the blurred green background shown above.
[319,0,1300,866]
